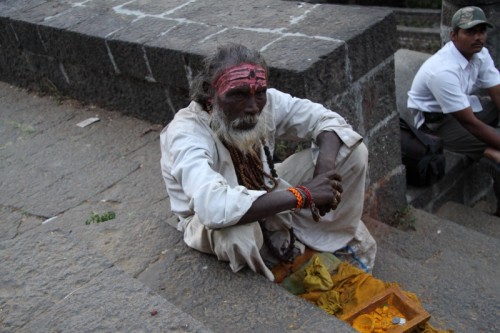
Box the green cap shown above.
[452,6,493,30]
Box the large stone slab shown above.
[0,82,168,217]
[138,240,355,333]
[368,210,500,333]
[0,227,211,332]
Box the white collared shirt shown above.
[407,41,500,128]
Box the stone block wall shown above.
[0,0,407,223]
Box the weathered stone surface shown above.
[395,49,431,123]
[325,88,361,133]
[0,228,112,331]
[0,206,43,242]
[2,0,409,222]
[364,164,407,223]
[138,243,355,333]
[264,36,346,102]
[0,227,211,333]
[106,17,179,80]
[437,201,500,239]
[0,0,47,17]
[359,57,397,132]
[2,72,499,333]
[167,0,315,29]
[21,269,214,333]
[43,140,177,277]
[369,210,500,333]
[365,116,402,184]
[0,86,165,217]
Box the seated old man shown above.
[160,43,376,281]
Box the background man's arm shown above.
[488,84,500,112]
[452,106,500,150]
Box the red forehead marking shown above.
[213,63,267,96]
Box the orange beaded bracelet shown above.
[287,187,304,210]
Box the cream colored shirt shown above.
[160,88,362,231]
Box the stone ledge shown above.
[406,150,493,213]
[0,227,213,332]
[0,0,406,223]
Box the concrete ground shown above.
[1,78,499,332]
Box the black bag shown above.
[400,119,446,186]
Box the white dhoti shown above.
[182,143,376,281]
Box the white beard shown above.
[210,103,266,155]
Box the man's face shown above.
[212,63,268,131]
[209,63,268,153]
[210,86,267,154]
[451,24,488,60]
[216,85,267,131]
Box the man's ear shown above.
[450,30,457,42]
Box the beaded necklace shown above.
[223,139,278,192]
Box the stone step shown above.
[406,150,491,212]
[393,8,441,29]
[436,201,500,239]
[366,209,500,333]
[136,232,354,333]
[0,226,213,332]
[0,81,354,332]
[393,7,441,53]
[397,25,441,54]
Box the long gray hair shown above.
[190,43,268,109]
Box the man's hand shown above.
[484,147,500,163]
[300,170,343,216]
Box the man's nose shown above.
[244,96,259,114]
[475,30,486,39]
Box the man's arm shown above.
[452,106,500,150]
[238,170,341,225]
[487,84,500,113]
[240,121,345,224]
[314,131,342,176]
[313,131,343,216]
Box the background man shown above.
[160,43,376,281]
[407,6,500,214]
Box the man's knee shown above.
[211,222,264,261]
[342,142,368,175]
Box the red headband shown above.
[213,63,267,96]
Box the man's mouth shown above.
[231,116,258,131]
[234,121,257,131]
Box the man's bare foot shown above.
[484,148,500,163]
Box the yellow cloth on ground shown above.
[303,256,334,292]
[281,252,341,295]
[289,255,451,333]
[329,262,390,317]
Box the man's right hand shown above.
[300,170,343,216]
